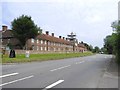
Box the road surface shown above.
[1,54,118,89]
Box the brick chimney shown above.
[2,25,8,31]
[52,33,54,37]
[63,37,65,40]
[59,36,61,39]
[46,31,49,35]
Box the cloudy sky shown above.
[1,0,119,48]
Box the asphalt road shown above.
[1,54,118,89]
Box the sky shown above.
[1,0,119,48]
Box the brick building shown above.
[0,25,87,53]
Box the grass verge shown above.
[2,52,93,63]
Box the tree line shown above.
[103,20,120,64]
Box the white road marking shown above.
[0,75,34,87]
[105,57,107,58]
[75,61,85,64]
[50,65,71,72]
[0,73,19,78]
[45,80,64,89]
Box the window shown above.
[32,45,34,50]
[48,41,50,45]
[44,41,47,45]
[41,40,43,44]
[48,47,50,51]
[31,38,34,43]
[37,46,39,51]
[53,48,55,51]
[54,42,56,46]
[41,47,43,51]
[37,39,39,44]
[45,47,47,51]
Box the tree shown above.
[11,15,42,49]
[100,47,107,54]
[89,45,93,51]
[92,46,100,53]
[115,21,120,64]
[104,33,117,54]
[104,20,120,64]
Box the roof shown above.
[36,34,72,45]
[78,43,86,48]
[1,29,14,39]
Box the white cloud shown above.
[84,14,103,24]
[1,0,119,47]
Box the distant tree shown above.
[104,33,117,54]
[92,46,100,53]
[11,15,42,49]
[89,45,93,51]
[100,47,107,54]
[83,43,90,51]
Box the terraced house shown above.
[1,25,87,53]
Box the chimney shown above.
[52,33,54,37]
[63,37,65,40]
[46,31,49,35]
[59,36,61,39]
[2,26,8,31]
[66,38,68,40]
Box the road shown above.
[1,54,118,89]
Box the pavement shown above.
[98,57,119,88]
[0,54,119,89]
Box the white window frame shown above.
[41,40,43,44]
[41,47,43,51]
[37,46,39,51]
[45,47,47,51]
[44,40,47,45]
[31,38,34,43]
[37,39,39,44]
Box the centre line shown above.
[0,73,19,78]
[75,61,84,64]
[45,80,64,89]
[50,65,71,72]
[0,75,34,87]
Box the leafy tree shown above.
[104,33,117,54]
[104,20,120,64]
[82,43,92,51]
[100,47,107,54]
[89,45,93,51]
[92,46,100,53]
[11,15,42,49]
[115,21,120,64]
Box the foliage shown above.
[104,20,120,64]
[82,43,93,51]
[92,46,100,53]
[115,21,120,64]
[11,15,42,49]
[104,33,117,54]
[100,47,107,53]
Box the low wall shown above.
[3,49,83,55]
[13,50,74,54]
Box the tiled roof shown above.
[78,43,86,48]
[36,34,72,45]
[1,30,14,39]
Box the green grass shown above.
[2,52,93,63]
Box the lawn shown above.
[2,52,93,63]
